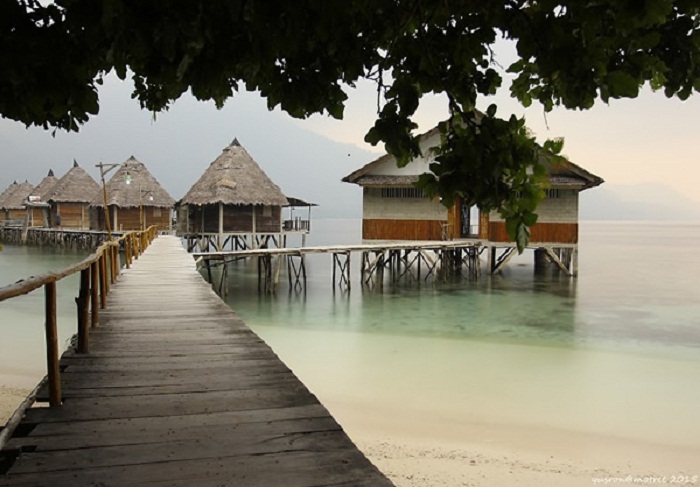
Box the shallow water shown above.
[1,221,699,451]
[218,220,700,450]
[0,245,88,384]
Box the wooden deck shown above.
[0,235,393,486]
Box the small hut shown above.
[178,139,289,250]
[45,161,100,229]
[24,170,58,227]
[90,156,175,231]
[0,181,19,225]
[0,181,34,226]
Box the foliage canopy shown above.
[2,0,700,249]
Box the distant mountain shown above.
[580,183,700,221]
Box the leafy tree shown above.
[2,0,699,249]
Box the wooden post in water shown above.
[44,281,61,407]
[91,261,99,327]
[76,268,90,353]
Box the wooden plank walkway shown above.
[1,235,393,486]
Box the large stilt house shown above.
[90,156,175,231]
[45,161,100,229]
[343,125,603,275]
[178,139,291,251]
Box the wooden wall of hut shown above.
[52,202,90,229]
[488,222,579,243]
[362,219,446,241]
[192,204,282,233]
[92,207,171,231]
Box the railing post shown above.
[111,245,118,282]
[76,268,90,353]
[124,235,132,269]
[91,260,99,327]
[44,281,61,407]
[100,252,109,306]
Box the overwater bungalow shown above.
[44,161,100,229]
[23,169,58,227]
[178,139,299,251]
[0,181,34,226]
[343,125,603,275]
[90,156,175,232]
[0,181,19,225]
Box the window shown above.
[380,187,426,198]
[545,189,562,199]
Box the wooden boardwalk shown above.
[1,236,393,486]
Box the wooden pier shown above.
[195,239,484,293]
[0,226,119,250]
[0,235,392,486]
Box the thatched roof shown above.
[180,139,289,207]
[344,121,603,191]
[1,181,34,210]
[46,161,100,203]
[0,181,19,207]
[30,169,58,201]
[91,156,175,208]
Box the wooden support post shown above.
[124,235,132,269]
[100,252,109,306]
[44,281,61,407]
[111,245,119,281]
[76,268,90,353]
[91,261,99,327]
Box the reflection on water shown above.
[217,220,700,360]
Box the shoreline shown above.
[335,399,700,487]
[2,380,697,487]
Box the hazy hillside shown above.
[580,183,700,221]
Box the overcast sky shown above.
[1,51,699,217]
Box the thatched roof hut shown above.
[30,169,58,201]
[178,139,290,247]
[0,181,34,224]
[90,156,175,231]
[91,156,175,209]
[181,139,289,207]
[45,161,100,204]
[45,161,100,229]
[0,181,19,208]
[1,181,34,210]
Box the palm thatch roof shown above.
[46,161,100,203]
[1,181,34,210]
[0,181,19,207]
[30,169,58,201]
[180,139,289,207]
[91,156,175,208]
[343,120,604,191]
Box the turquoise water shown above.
[221,220,700,358]
[0,245,89,384]
[2,221,700,452]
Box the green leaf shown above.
[607,71,640,98]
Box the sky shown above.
[1,49,700,218]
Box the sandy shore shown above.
[0,385,31,427]
[338,404,700,487]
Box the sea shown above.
[1,220,700,451]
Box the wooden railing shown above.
[0,226,158,408]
